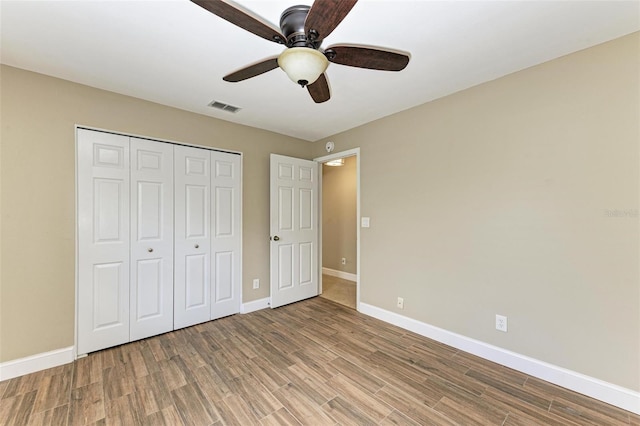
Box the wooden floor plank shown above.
[433,395,508,426]
[454,350,528,387]
[0,377,9,399]
[326,340,376,369]
[325,374,393,422]
[481,385,580,426]
[67,382,105,425]
[375,386,458,425]
[212,394,259,425]
[104,393,145,426]
[240,357,289,393]
[379,409,423,426]
[171,382,219,425]
[149,404,187,426]
[280,364,337,406]
[27,404,70,426]
[328,356,386,394]
[464,367,551,410]
[72,355,103,389]
[550,396,632,426]
[289,338,340,371]
[2,370,44,399]
[321,395,379,425]
[0,390,37,425]
[259,407,302,426]
[0,296,636,425]
[102,365,135,402]
[225,375,283,420]
[527,376,633,424]
[272,382,337,425]
[132,371,174,416]
[31,369,72,414]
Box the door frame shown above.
[314,147,361,311]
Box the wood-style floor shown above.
[1,297,637,425]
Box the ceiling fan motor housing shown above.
[280,5,320,48]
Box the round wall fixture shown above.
[325,141,334,152]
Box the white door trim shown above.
[314,148,361,311]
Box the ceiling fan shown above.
[191,0,411,103]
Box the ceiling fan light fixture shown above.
[277,47,328,87]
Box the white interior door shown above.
[77,129,130,355]
[129,138,174,340]
[270,154,318,308]
[174,145,211,329]
[210,151,242,319]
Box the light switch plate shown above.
[361,217,370,228]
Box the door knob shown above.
[273,236,280,241]
[148,248,153,252]
[195,244,199,249]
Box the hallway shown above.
[319,274,356,309]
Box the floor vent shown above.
[208,100,241,113]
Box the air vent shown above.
[208,100,241,113]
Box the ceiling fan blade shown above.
[191,0,285,45]
[307,73,330,103]
[326,44,410,71]
[304,0,358,42]
[223,57,279,82]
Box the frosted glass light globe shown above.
[278,47,329,87]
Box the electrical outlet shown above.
[341,257,346,265]
[496,314,508,332]
[252,279,260,289]
[397,297,404,309]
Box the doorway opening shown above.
[315,148,360,310]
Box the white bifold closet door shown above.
[78,132,175,354]
[77,130,131,355]
[78,129,242,355]
[210,151,241,320]
[129,138,174,341]
[173,147,241,327]
[174,145,212,329]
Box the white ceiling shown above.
[2,0,639,141]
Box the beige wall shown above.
[322,156,357,274]
[312,33,640,391]
[0,65,312,362]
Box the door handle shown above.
[273,236,280,241]
[148,248,154,253]
[195,244,199,249]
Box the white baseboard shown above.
[241,297,270,314]
[359,303,640,415]
[322,267,357,282]
[0,346,74,381]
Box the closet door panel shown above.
[130,138,174,341]
[77,129,130,355]
[175,145,211,329]
[185,253,207,306]
[211,151,241,319]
